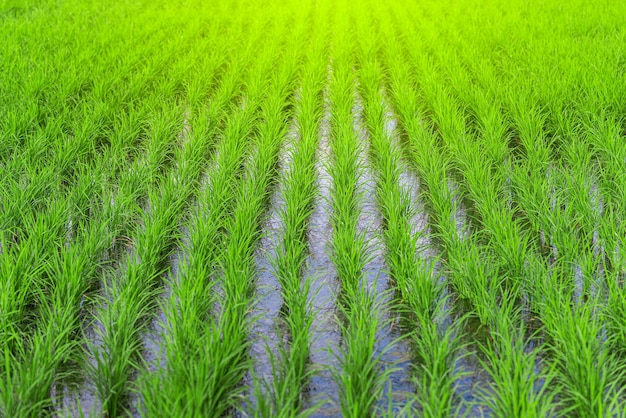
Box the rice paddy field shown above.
[3,0,626,416]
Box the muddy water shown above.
[353,92,415,413]
[68,112,194,418]
[305,94,342,416]
[72,299,108,417]
[177,110,191,147]
[129,247,184,416]
[65,216,74,249]
[455,348,492,417]
[589,179,605,300]
[55,359,100,417]
[239,194,284,413]
[447,179,471,242]
[240,118,298,413]
[445,179,495,414]
[68,234,137,417]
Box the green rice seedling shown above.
[170,45,297,416]
[85,98,204,415]
[1,25,228,412]
[140,12,299,416]
[357,48,466,418]
[323,12,393,415]
[491,79,626,414]
[253,26,330,418]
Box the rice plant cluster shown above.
[2,0,626,416]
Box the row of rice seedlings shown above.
[549,114,602,301]
[356,40,463,418]
[0,19,232,413]
[212,9,306,406]
[401,4,624,413]
[583,112,626,360]
[437,12,626,399]
[0,9,198,248]
[395,21,563,414]
[326,15,391,415]
[88,56,274,418]
[0,93,178,414]
[495,84,626,414]
[384,47,493,417]
[246,119,296,411]
[453,3,626,410]
[252,25,330,417]
[138,14,297,416]
[347,9,409,406]
[353,33,415,418]
[227,61,301,414]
